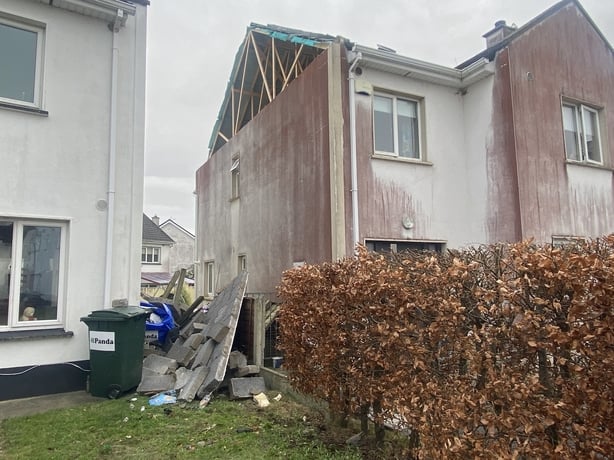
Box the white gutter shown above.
[103,10,123,307]
[348,49,362,252]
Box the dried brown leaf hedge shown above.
[277,236,614,458]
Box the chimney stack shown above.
[483,20,517,48]
[152,214,160,226]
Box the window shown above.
[141,246,160,264]
[0,18,44,107]
[205,261,215,297]
[238,254,246,273]
[374,94,421,159]
[562,102,602,164]
[230,156,240,199]
[365,239,444,253]
[0,219,66,328]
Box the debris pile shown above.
[137,271,266,403]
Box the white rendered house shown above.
[0,0,148,399]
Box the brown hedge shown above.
[277,236,614,458]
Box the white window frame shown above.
[238,254,246,273]
[0,219,67,330]
[141,246,161,264]
[230,156,240,199]
[562,101,603,165]
[373,92,423,160]
[205,261,215,297]
[0,16,45,109]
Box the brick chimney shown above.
[152,214,160,226]
[483,20,517,48]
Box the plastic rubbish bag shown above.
[141,301,176,344]
[148,390,177,406]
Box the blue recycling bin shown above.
[141,301,175,345]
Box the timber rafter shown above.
[208,24,335,156]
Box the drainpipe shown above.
[348,49,362,252]
[103,10,124,307]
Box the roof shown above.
[160,219,195,239]
[141,272,195,286]
[142,214,174,244]
[208,23,338,155]
[457,0,613,69]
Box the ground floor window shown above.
[365,239,445,253]
[141,246,161,264]
[0,219,66,328]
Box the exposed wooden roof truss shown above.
[209,25,333,156]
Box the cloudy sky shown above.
[143,0,614,233]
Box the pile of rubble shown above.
[136,271,267,402]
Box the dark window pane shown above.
[0,222,13,326]
[0,23,37,103]
[374,96,394,153]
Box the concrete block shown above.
[184,332,205,350]
[235,365,260,378]
[189,338,216,370]
[137,370,176,395]
[229,377,266,399]
[178,367,207,402]
[166,343,195,367]
[206,322,230,343]
[227,350,248,370]
[142,354,178,375]
[174,367,193,391]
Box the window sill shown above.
[0,101,49,117]
[565,161,613,172]
[371,153,432,166]
[0,328,73,341]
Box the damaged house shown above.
[195,0,613,364]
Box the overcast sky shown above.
[143,0,614,233]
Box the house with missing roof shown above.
[195,0,613,364]
[0,0,148,400]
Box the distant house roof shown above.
[142,214,174,244]
[456,0,613,69]
[160,219,195,239]
[141,272,195,286]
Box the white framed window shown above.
[0,17,45,108]
[205,261,215,297]
[373,93,422,160]
[365,239,445,254]
[238,254,246,274]
[0,219,67,329]
[562,102,602,164]
[141,246,160,264]
[230,156,240,199]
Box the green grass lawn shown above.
[0,392,363,459]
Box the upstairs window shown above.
[230,156,240,199]
[374,94,421,160]
[562,102,602,164]
[0,18,44,107]
[141,246,160,264]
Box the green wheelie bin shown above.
[81,306,148,398]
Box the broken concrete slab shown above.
[229,377,266,399]
[227,351,248,370]
[206,323,230,343]
[174,367,193,391]
[142,354,178,375]
[235,365,260,378]
[166,343,195,367]
[137,369,176,395]
[184,332,205,350]
[190,338,216,370]
[178,366,207,402]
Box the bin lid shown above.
[81,306,148,322]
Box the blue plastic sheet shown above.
[141,301,175,344]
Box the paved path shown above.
[0,391,102,420]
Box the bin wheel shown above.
[107,384,122,399]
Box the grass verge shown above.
[0,391,362,459]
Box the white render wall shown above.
[358,67,492,249]
[0,0,146,368]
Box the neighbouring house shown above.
[159,218,196,275]
[195,0,613,364]
[0,0,148,400]
[141,215,195,296]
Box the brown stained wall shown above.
[487,48,523,243]
[507,3,614,241]
[196,50,333,295]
